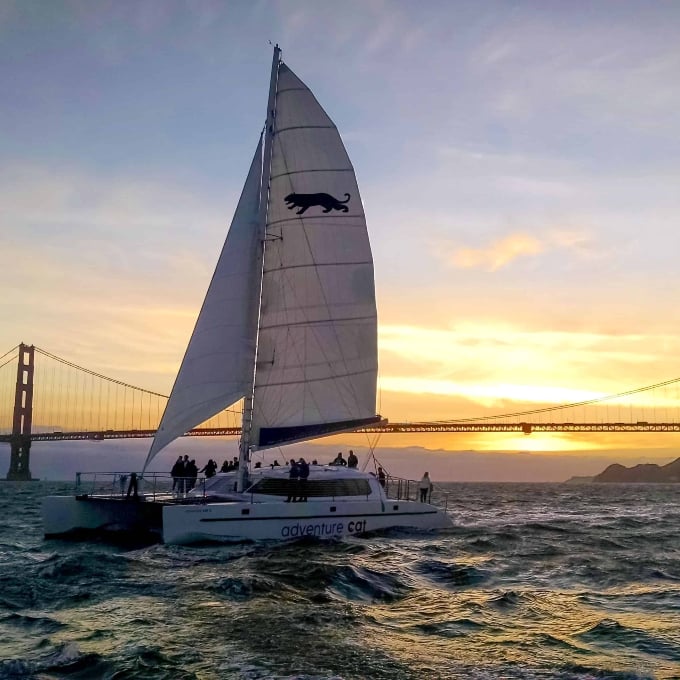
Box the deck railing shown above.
[74,472,207,501]
[72,470,453,513]
[383,474,452,512]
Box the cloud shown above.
[448,232,543,270]
[435,228,593,271]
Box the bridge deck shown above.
[5,422,680,443]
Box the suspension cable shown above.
[431,375,680,423]
[34,346,168,398]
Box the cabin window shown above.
[247,478,371,497]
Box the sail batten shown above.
[276,125,336,133]
[259,315,376,331]
[270,168,354,180]
[266,213,364,228]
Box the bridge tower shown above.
[6,343,34,481]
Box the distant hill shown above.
[591,457,680,483]
[564,475,594,484]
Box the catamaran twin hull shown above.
[40,47,448,544]
[42,496,452,544]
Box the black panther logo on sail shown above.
[284,192,350,215]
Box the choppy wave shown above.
[1,481,679,679]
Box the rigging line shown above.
[363,430,382,460]
[372,453,390,478]
[360,448,373,472]
[0,345,19,363]
[34,346,168,398]
[433,375,680,424]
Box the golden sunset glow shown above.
[3,2,680,478]
[379,376,603,407]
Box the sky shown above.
[2,1,680,477]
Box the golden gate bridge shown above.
[3,342,680,481]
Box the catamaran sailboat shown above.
[42,46,452,544]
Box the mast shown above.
[237,44,281,493]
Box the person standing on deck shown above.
[297,458,310,502]
[419,472,432,503]
[171,456,183,495]
[347,450,358,468]
[286,459,299,502]
[179,455,189,494]
[200,459,217,478]
[331,452,347,466]
[186,459,198,492]
[126,472,139,499]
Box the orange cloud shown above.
[438,229,594,271]
[451,232,543,270]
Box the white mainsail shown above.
[251,62,380,449]
[144,137,263,469]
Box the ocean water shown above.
[1,482,679,680]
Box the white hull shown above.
[41,494,452,544]
[162,498,452,544]
[42,495,164,538]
